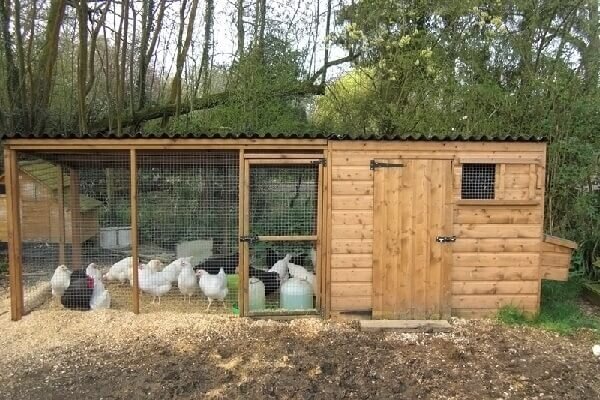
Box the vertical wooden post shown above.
[324,146,332,318]
[57,165,66,264]
[130,149,140,314]
[5,148,23,321]
[315,156,324,311]
[69,169,82,268]
[238,150,247,316]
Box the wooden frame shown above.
[57,165,66,264]
[4,138,328,151]
[130,149,140,314]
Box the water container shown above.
[249,277,265,311]
[280,278,313,310]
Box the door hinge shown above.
[370,160,404,170]
[435,235,456,243]
[311,158,327,166]
[240,234,259,244]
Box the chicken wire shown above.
[17,152,131,313]
[461,163,496,200]
[136,152,239,313]
[247,165,319,315]
[14,150,240,315]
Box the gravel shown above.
[0,310,599,399]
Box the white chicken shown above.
[593,345,600,358]
[90,275,111,310]
[177,259,197,303]
[128,259,162,287]
[288,262,317,294]
[50,265,71,297]
[310,247,317,268]
[268,254,291,282]
[196,267,228,311]
[138,263,171,304]
[85,263,103,282]
[160,257,192,283]
[104,256,133,284]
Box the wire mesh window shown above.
[249,165,318,237]
[461,163,496,200]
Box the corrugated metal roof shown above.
[0,131,546,142]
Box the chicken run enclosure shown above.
[3,136,579,321]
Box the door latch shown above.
[239,234,259,244]
[435,236,456,243]
[370,160,405,170]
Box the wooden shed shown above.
[0,159,101,244]
[2,133,577,321]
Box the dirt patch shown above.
[0,311,598,399]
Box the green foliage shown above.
[144,36,317,135]
[497,278,600,335]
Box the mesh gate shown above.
[244,162,321,315]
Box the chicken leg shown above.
[206,298,213,311]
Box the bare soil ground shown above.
[0,311,598,400]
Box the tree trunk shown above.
[322,0,332,85]
[76,0,89,133]
[0,0,21,131]
[200,0,214,96]
[32,0,67,134]
[583,0,599,90]
[167,0,200,118]
[236,0,244,59]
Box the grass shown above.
[497,277,600,335]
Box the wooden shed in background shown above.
[0,159,101,244]
[2,133,577,321]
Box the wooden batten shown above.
[57,165,66,264]
[130,149,140,314]
[238,150,247,316]
[240,158,250,316]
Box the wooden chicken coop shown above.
[2,133,577,321]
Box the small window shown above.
[461,164,496,199]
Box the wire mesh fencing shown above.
[16,152,131,313]
[11,151,321,316]
[136,151,239,313]
[246,164,319,314]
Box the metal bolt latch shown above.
[435,236,457,243]
[239,234,259,244]
[370,160,405,170]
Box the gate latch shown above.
[240,234,259,244]
[370,160,405,170]
[435,236,456,243]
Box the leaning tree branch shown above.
[307,53,359,84]
[90,82,326,134]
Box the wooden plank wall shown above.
[328,141,546,317]
[0,173,99,244]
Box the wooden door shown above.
[372,159,453,319]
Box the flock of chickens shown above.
[49,247,317,311]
